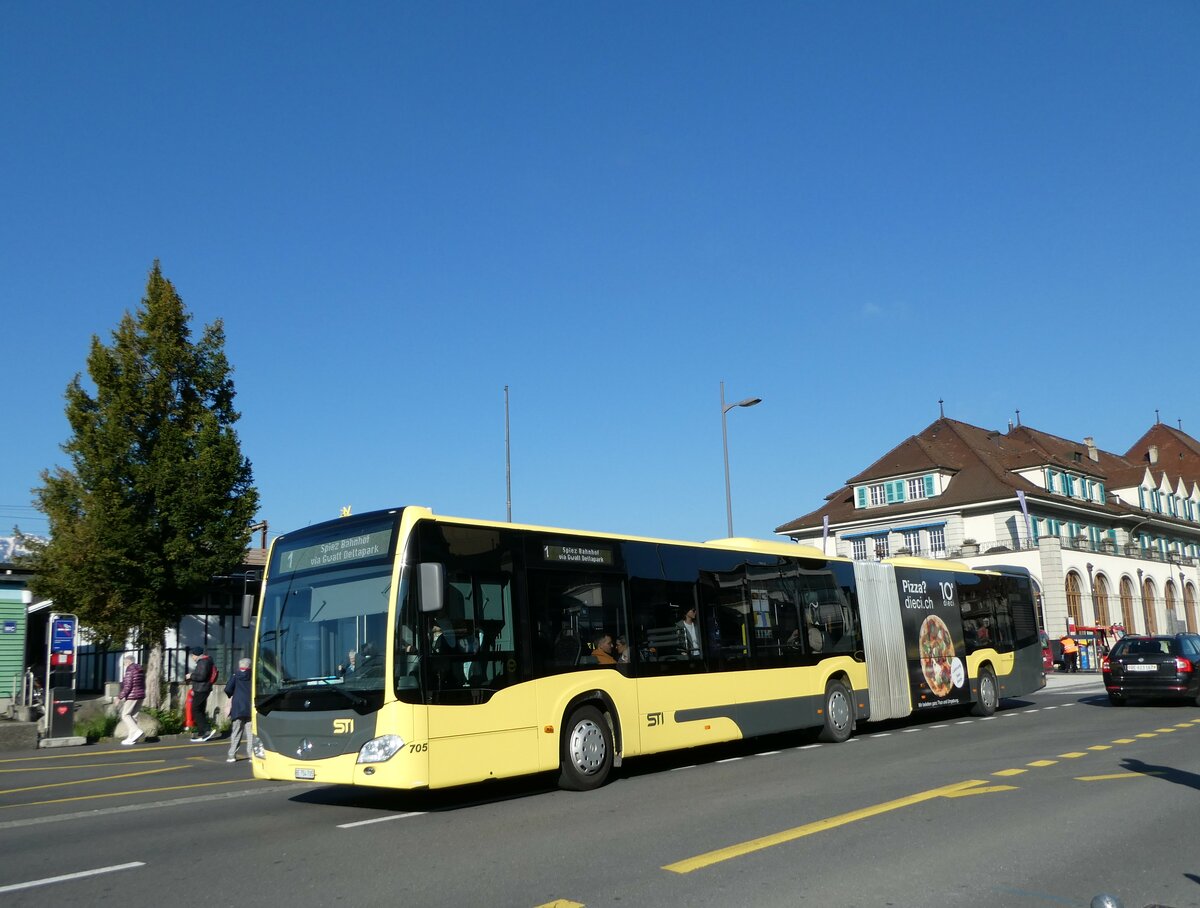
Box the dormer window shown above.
[854,474,939,509]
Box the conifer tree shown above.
[23,262,258,707]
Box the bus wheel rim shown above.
[569,719,606,774]
[981,674,996,708]
[828,690,850,730]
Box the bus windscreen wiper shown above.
[316,681,368,709]
[281,675,340,686]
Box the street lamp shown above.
[720,381,762,537]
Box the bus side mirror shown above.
[419,563,445,613]
[241,594,256,629]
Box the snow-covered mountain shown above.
[0,536,37,562]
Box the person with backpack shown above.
[188,646,218,742]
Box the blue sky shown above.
[3,3,1199,546]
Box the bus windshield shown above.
[255,514,399,708]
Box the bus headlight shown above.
[357,734,405,764]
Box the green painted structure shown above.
[0,580,30,699]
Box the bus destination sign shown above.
[279,527,394,573]
[543,543,614,566]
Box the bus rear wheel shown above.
[818,680,854,743]
[971,667,998,717]
[558,705,613,791]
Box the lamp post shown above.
[720,381,762,538]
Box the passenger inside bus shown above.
[588,632,616,665]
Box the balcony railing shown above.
[851,537,1195,565]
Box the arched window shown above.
[1165,580,1179,633]
[1142,577,1158,634]
[1065,571,1084,628]
[1186,584,1198,634]
[1094,574,1111,626]
[1119,576,1137,634]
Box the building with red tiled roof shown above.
[775,417,1200,650]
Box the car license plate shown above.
[1126,664,1157,672]
[295,768,316,780]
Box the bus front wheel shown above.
[971,667,998,717]
[818,680,854,743]
[558,705,613,791]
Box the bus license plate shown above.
[295,768,316,780]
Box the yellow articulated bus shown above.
[250,507,1045,791]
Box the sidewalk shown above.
[1043,669,1105,693]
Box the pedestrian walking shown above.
[188,646,218,742]
[224,657,253,762]
[116,654,146,745]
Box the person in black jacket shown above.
[189,646,217,742]
[224,657,252,762]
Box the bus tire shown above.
[818,680,854,743]
[558,705,613,791]
[971,667,998,717]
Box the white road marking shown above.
[0,862,145,894]
[338,811,425,829]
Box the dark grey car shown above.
[1102,634,1200,706]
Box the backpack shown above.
[208,661,219,685]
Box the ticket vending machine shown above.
[46,613,78,738]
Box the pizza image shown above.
[919,614,955,697]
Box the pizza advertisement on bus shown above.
[895,568,968,709]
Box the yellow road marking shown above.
[0,760,167,773]
[1077,772,1163,782]
[942,785,1017,798]
[0,765,184,796]
[993,769,1025,777]
[1113,738,1136,744]
[533,901,585,908]
[1175,723,1193,728]
[1154,728,1176,734]
[1136,733,1157,739]
[0,778,246,810]
[1058,752,1088,759]
[1088,745,1111,751]
[663,779,996,874]
[1027,760,1057,767]
[0,742,223,764]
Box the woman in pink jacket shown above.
[116,654,146,745]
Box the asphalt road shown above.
[1,677,1197,908]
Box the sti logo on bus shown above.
[333,719,354,734]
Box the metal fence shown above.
[76,645,251,693]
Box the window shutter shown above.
[885,483,895,504]
[856,488,867,509]
[924,475,935,497]
[1097,482,1105,504]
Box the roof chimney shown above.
[1148,444,1159,465]
[1084,436,1098,462]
